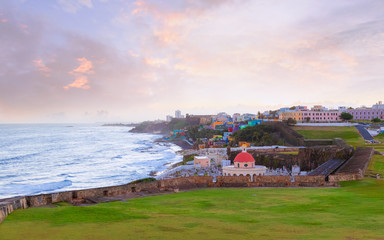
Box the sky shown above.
[0,0,383,123]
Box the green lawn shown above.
[374,133,384,143]
[293,126,366,147]
[293,126,384,152]
[371,154,384,176]
[2,180,384,239]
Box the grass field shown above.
[2,180,384,240]
[2,178,384,239]
[293,126,366,147]
[374,133,384,143]
[293,126,384,152]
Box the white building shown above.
[175,110,184,118]
[222,147,267,181]
[166,115,173,122]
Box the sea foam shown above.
[0,124,181,199]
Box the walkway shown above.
[308,159,344,176]
[355,125,373,141]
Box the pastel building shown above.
[222,147,267,180]
[347,102,384,120]
[279,111,303,122]
[301,110,341,122]
[194,156,211,168]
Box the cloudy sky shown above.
[0,0,383,123]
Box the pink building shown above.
[194,156,211,168]
[301,110,341,122]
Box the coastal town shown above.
[2,0,384,238]
[161,100,384,148]
[138,101,384,181]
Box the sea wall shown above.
[0,146,371,224]
[0,197,27,223]
[0,174,337,223]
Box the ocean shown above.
[0,124,182,199]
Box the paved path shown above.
[355,125,373,141]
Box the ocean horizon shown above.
[0,123,182,199]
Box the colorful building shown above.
[212,121,224,130]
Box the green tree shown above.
[372,117,381,123]
[340,112,353,121]
[287,118,297,126]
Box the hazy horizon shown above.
[1,0,383,123]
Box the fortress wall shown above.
[216,176,251,187]
[0,197,27,223]
[328,174,363,182]
[0,174,344,223]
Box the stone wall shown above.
[304,139,334,146]
[0,174,346,223]
[0,197,27,223]
[328,147,374,182]
[297,146,354,171]
[216,175,337,188]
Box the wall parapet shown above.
[0,174,343,223]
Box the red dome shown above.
[234,152,255,162]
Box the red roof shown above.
[234,152,255,162]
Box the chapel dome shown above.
[234,152,255,162]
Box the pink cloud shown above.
[63,76,90,90]
[33,59,51,77]
[70,57,94,74]
[144,57,168,67]
[64,57,94,90]
[1,18,8,23]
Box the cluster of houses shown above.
[164,101,384,148]
[168,101,384,127]
[279,102,384,122]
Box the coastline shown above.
[150,137,195,177]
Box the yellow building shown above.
[238,141,251,147]
[279,111,303,122]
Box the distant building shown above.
[175,110,184,118]
[372,101,384,109]
[347,107,384,120]
[279,111,303,122]
[241,113,256,121]
[338,106,347,112]
[302,110,341,122]
[233,113,241,122]
[295,106,307,111]
[311,105,323,111]
[194,156,210,168]
[166,115,173,122]
[185,114,213,125]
